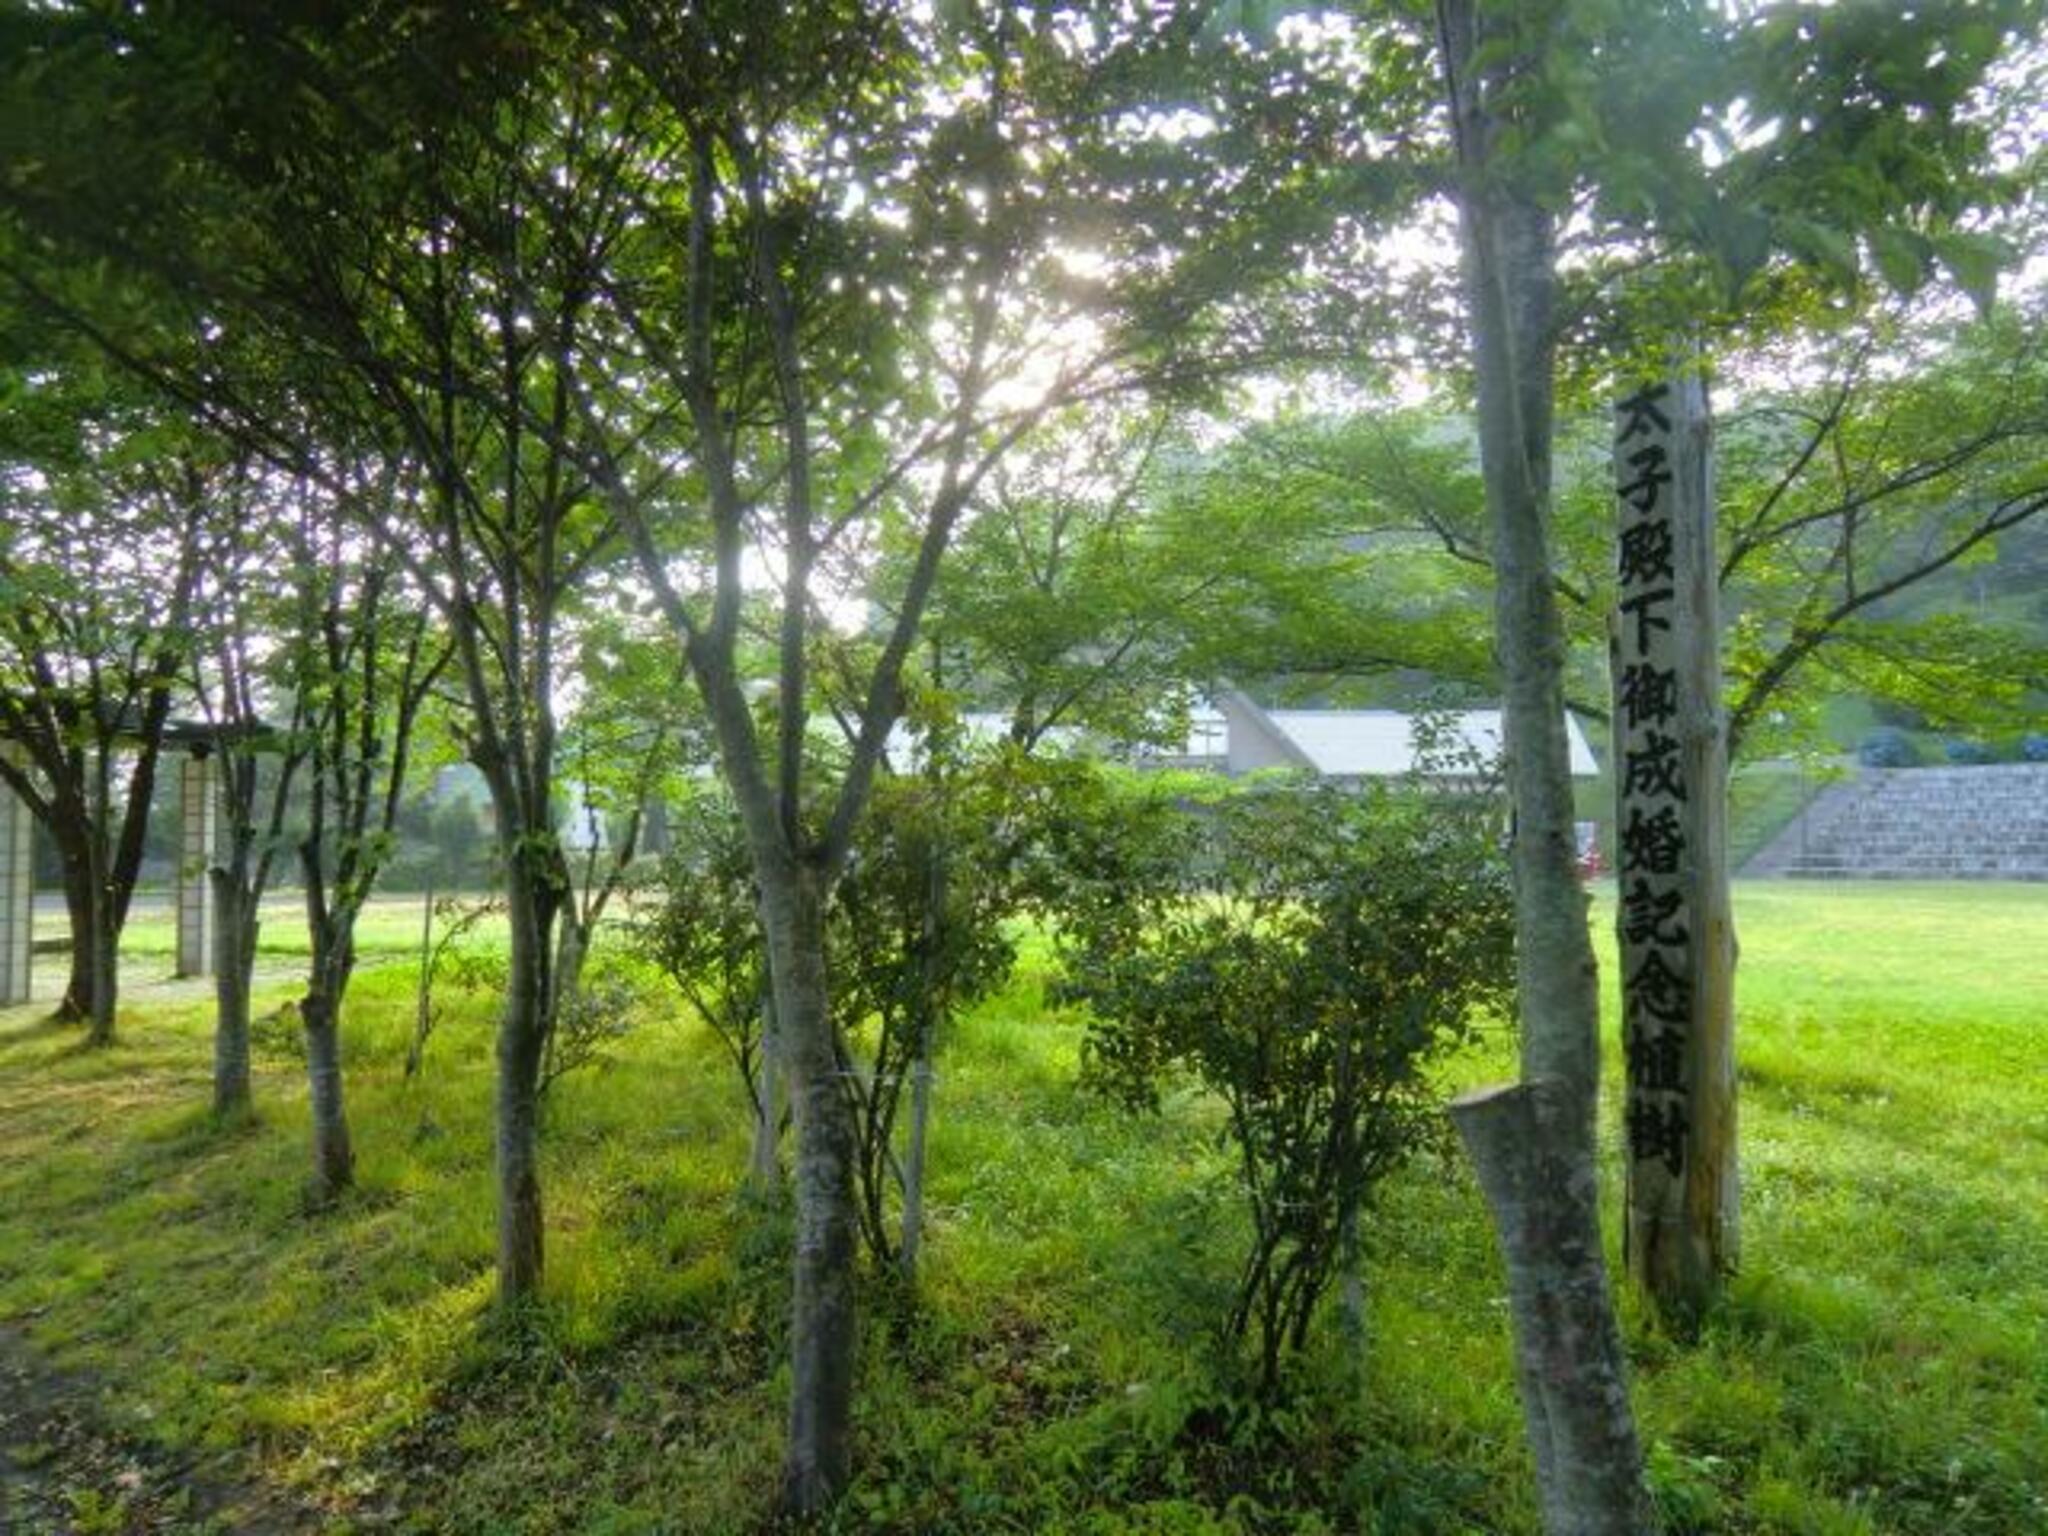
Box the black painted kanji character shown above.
[1623,731,1687,801]
[1618,445,1673,511]
[1625,948,1690,1023]
[1618,662,1679,729]
[1616,383,1673,443]
[1628,1095,1688,1175]
[1619,587,1674,652]
[1621,804,1685,875]
[1622,877,1688,946]
[1618,516,1675,586]
[1628,1023,1687,1094]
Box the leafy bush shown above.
[636,755,1041,1264]
[1943,737,1995,765]
[2021,733,2048,763]
[1053,784,1515,1389]
[1857,727,1919,768]
[633,791,771,1124]
[830,761,1032,1268]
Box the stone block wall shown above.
[1744,763,2048,881]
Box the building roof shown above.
[1264,708,1596,778]
[885,702,1599,780]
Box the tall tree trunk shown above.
[898,1048,935,1286]
[57,845,96,1024]
[1437,2,1650,1529]
[211,870,253,1116]
[760,857,857,1517]
[898,824,946,1286]
[749,986,782,1189]
[495,847,554,1303]
[302,978,354,1199]
[408,882,436,1080]
[83,846,118,1048]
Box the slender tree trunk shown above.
[57,847,96,1024]
[1338,1194,1365,1352]
[496,851,553,1303]
[407,881,435,1080]
[1336,1019,1365,1353]
[898,1048,934,1286]
[83,850,118,1048]
[749,986,782,1189]
[211,870,253,1116]
[1451,1081,1648,1532]
[1438,2,1650,1528]
[760,857,857,1517]
[898,825,946,1285]
[301,966,355,1200]
[542,918,589,1091]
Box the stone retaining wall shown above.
[1743,763,2048,881]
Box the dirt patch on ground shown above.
[0,1326,316,1534]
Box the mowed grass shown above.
[113,891,493,963]
[0,882,2042,1533]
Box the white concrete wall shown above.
[175,753,218,978]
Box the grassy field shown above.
[0,883,2042,1533]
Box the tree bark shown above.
[83,838,118,1048]
[1451,1082,1649,1534]
[56,845,96,1024]
[302,979,354,1201]
[898,1051,935,1286]
[496,850,553,1303]
[211,870,253,1117]
[1437,1,1650,1528]
[760,857,857,1517]
[898,816,946,1286]
[749,986,782,1189]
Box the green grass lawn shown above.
[0,883,2042,1534]
[113,892,498,963]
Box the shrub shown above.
[1943,737,1994,765]
[633,791,771,1124]
[829,761,1031,1268]
[2021,733,2048,763]
[1054,784,1516,1389]
[1857,727,1919,768]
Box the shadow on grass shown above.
[0,1012,83,1056]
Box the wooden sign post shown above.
[1611,374,1738,1322]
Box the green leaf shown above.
[1930,230,2010,318]
[1867,225,1930,297]
[1777,217,1859,285]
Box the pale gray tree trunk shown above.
[897,815,946,1286]
[495,842,556,1301]
[749,986,782,1189]
[757,857,858,1514]
[57,849,97,1024]
[301,976,354,1200]
[83,766,121,1048]
[898,1052,935,1285]
[84,877,118,1048]
[210,868,253,1116]
[407,884,435,1080]
[1438,2,1651,1529]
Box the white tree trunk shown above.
[1438,2,1650,1527]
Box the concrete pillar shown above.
[175,751,218,978]
[0,748,31,1006]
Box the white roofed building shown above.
[1170,690,1597,784]
[880,692,1598,787]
